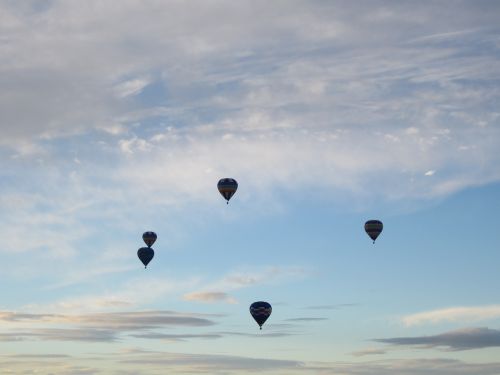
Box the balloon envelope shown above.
[137,247,154,268]
[364,220,383,243]
[217,178,238,203]
[142,231,157,247]
[250,301,272,329]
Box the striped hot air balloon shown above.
[249,301,272,330]
[364,220,383,243]
[142,231,157,247]
[217,178,238,204]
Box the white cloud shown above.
[402,305,500,326]
[118,136,153,154]
[114,78,151,98]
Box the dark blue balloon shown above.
[364,220,383,243]
[137,247,154,268]
[250,301,272,330]
[142,231,157,247]
[217,178,238,203]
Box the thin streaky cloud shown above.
[118,351,305,372]
[0,310,218,328]
[375,327,500,351]
[402,305,500,326]
[284,317,328,322]
[0,310,219,343]
[7,354,71,359]
[219,331,297,338]
[406,27,486,44]
[351,348,387,357]
[305,304,358,310]
[128,332,223,341]
[183,291,237,304]
[0,328,118,343]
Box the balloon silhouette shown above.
[250,301,272,330]
[364,220,383,243]
[137,247,154,269]
[217,178,238,204]
[142,231,157,247]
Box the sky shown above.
[0,0,499,374]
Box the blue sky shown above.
[1,1,500,373]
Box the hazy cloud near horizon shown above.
[3,351,500,375]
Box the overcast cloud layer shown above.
[1,0,499,211]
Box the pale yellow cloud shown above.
[402,305,500,326]
[183,291,237,304]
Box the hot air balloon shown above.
[217,178,238,204]
[137,247,154,269]
[364,220,383,243]
[250,301,272,330]
[142,231,157,247]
